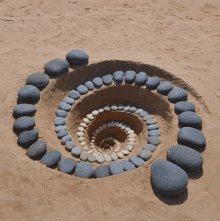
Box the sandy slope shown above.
[0,0,220,220]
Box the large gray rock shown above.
[146,77,160,90]
[125,70,136,84]
[18,129,39,148]
[135,72,148,86]
[84,81,94,91]
[113,71,124,84]
[69,90,80,99]
[40,151,61,168]
[157,81,173,95]
[26,140,47,159]
[151,160,188,195]
[178,111,202,129]
[18,85,40,104]
[58,158,77,174]
[75,162,93,178]
[65,141,75,151]
[94,165,110,178]
[44,58,69,76]
[66,49,89,65]
[168,88,188,103]
[13,116,35,133]
[148,137,161,146]
[93,77,103,88]
[121,160,135,171]
[102,74,113,86]
[129,156,144,167]
[77,85,88,95]
[26,72,49,88]
[174,101,195,115]
[13,104,37,118]
[108,161,124,175]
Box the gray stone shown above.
[139,111,148,117]
[61,135,71,145]
[94,165,110,178]
[55,126,67,133]
[18,129,39,148]
[129,107,137,112]
[178,127,206,150]
[135,108,143,114]
[93,77,103,88]
[108,161,124,175]
[124,105,130,111]
[148,124,159,130]
[75,162,93,178]
[13,116,35,133]
[71,147,81,157]
[18,85,40,104]
[44,58,69,75]
[148,130,160,137]
[84,81,94,91]
[148,137,161,146]
[125,70,136,84]
[57,130,68,139]
[129,156,144,167]
[80,152,88,161]
[174,101,195,115]
[66,49,89,65]
[111,104,118,110]
[121,160,135,171]
[167,145,203,172]
[168,88,188,103]
[102,74,113,85]
[113,71,124,84]
[63,97,75,105]
[151,160,188,195]
[146,119,156,125]
[138,150,152,161]
[146,77,160,90]
[143,115,153,120]
[178,111,202,129]
[56,109,67,118]
[157,81,173,95]
[58,158,77,174]
[13,104,36,118]
[26,72,49,88]
[135,72,148,86]
[41,151,61,168]
[54,117,66,126]
[65,141,74,151]
[69,90,80,99]
[88,154,96,162]
[59,102,71,111]
[77,85,88,95]
[142,144,156,152]
[26,140,47,159]
[118,104,124,110]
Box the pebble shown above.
[128,130,134,134]
[139,111,148,117]
[102,74,113,85]
[157,81,173,95]
[174,101,195,115]
[75,162,93,178]
[121,160,135,171]
[110,122,115,127]
[128,138,135,142]
[95,129,100,134]
[65,141,74,151]
[125,127,131,132]
[18,129,38,148]
[86,114,93,120]
[55,126,67,133]
[88,154,96,162]
[97,155,105,163]
[126,146,133,152]
[80,152,88,161]
[142,144,156,152]
[78,127,84,132]
[128,134,136,138]
[146,77,160,89]
[80,141,86,146]
[111,153,118,161]
[84,81,94,91]
[82,118,90,124]
[80,123,87,128]
[98,108,104,114]
[18,85,40,104]
[168,88,188,103]
[148,124,159,130]
[57,130,68,139]
[178,111,202,129]
[146,119,156,125]
[111,105,118,110]
[61,135,71,145]
[108,161,124,175]
[63,97,75,105]
[13,104,36,118]
[144,115,153,120]
[177,127,206,150]
[59,102,71,111]
[148,137,161,146]
[56,109,67,118]
[71,147,81,157]
[125,70,136,84]
[40,150,61,168]
[26,140,47,159]
[94,165,110,178]
[124,105,130,111]
[77,85,88,95]
[92,110,99,116]
[118,104,124,110]
[104,106,110,111]
[104,155,112,163]
[54,117,66,126]
[138,150,152,161]
[167,144,203,172]
[58,158,77,174]
[26,72,49,88]
[83,146,89,151]
[78,137,85,142]
[121,150,129,155]
[128,142,135,145]
[117,152,124,159]
[44,58,69,75]
[129,156,144,167]
[151,160,188,195]
[99,126,103,131]
[13,116,35,133]
[135,72,148,85]
[129,107,137,112]
[135,108,143,114]
[113,71,124,84]
[66,49,89,65]
[93,77,103,88]
[148,130,160,137]
[69,90,80,100]
[77,132,84,137]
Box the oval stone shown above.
[56,109,67,118]
[13,104,36,118]
[146,77,160,90]
[157,81,173,95]
[88,154,96,163]
[57,130,68,139]
[139,111,148,117]
[26,140,47,159]
[71,147,81,157]
[148,130,160,137]
[18,85,40,104]
[18,129,38,148]
[135,72,148,86]
[124,105,130,111]
[174,101,195,115]
[125,70,136,84]
[55,126,67,133]
[148,124,159,130]
[148,137,161,146]
[146,119,157,125]
[54,117,65,126]
[61,135,71,145]
[59,102,71,111]
[66,49,89,65]
[108,161,124,175]
[113,71,124,84]
[102,74,113,85]
[151,160,188,195]
[44,58,69,75]
[80,152,88,161]
[58,158,77,174]
[40,151,61,168]
[69,90,80,99]
[168,88,188,103]
[121,160,135,171]
[75,162,93,178]
[84,81,94,91]
[77,85,88,95]
[129,107,137,112]
[94,165,110,178]
[63,97,75,105]
[138,150,152,161]
[26,72,49,88]
[178,111,202,129]
[13,116,35,133]
[129,156,144,167]
[65,141,74,151]
[93,77,103,88]
[142,144,156,152]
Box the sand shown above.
[1,0,220,220]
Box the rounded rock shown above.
[84,81,94,91]
[82,118,90,124]
[104,155,112,163]
[139,111,148,117]
[18,129,38,148]
[144,115,153,120]
[26,140,47,159]
[135,108,143,114]
[13,116,35,133]
[94,165,110,178]
[113,71,124,84]
[26,72,49,88]
[57,130,68,139]
[54,117,66,126]
[168,88,188,103]
[93,77,103,88]
[157,81,173,95]
[148,124,159,130]
[174,101,195,115]
[143,144,156,152]
[129,107,137,113]
[121,150,129,155]
[111,105,118,110]
[129,156,144,167]
[66,49,89,65]
[65,141,74,151]
[124,105,130,111]
[69,90,80,100]
[59,102,71,111]
[13,104,36,118]
[135,72,148,86]
[63,97,75,105]
[77,85,88,95]
[44,58,69,76]
[88,154,96,163]
[148,130,160,137]
[178,111,202,129]
[104,106,110,111]
[111,153,118,161]
[108,161,124,175]
[71,147,81,157]
[125,70,136,84]
[148,137,161,146]
[146,77,160,90]
[102,74,113,86]
[40,150,61,168]
[58,158,77,174]
[98,108,104,114]
[80,152,88,161]
[146,119,156,125]
[117,152,124,159]
[138,150,152,161]
[75,162,93,178]
[56,109,67,118]
[55,126,66,133]
[97,155,105,164]
[18,85,40,104]
[61,135,71,145]
[121,160,135,171]
[87,114,93,120]
[92,110,99,116]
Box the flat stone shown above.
[80,152,88,161]
[124,105,130,111]
[111,105,118,110]
[44,58,69,75]
[92,110,99,116]
[58,158,77,174]
[80,123,87,128]
[148,137,161,146]
[18,85,40,104]
[13,116,35,133]
[75,162,93,178]
[157,81,173,95]
[71,147,81,157]
[61,135,71,145]
[128,134,136,138]
[57,130,68,139]
[177,127,206,150]
[144,115,153,120]
[174,101,195,115]
[128,138,135,142]
[94,165,110,178]
[13,104,36,118]
[143,144,156,152]
[104,106,110,111]
[88,154,96,162]
[118,104,124,110]
[167,144,203,172]
[148,124,159,130]
[80,141,86,146]
[69,90,80,100]
[97,155,105,164]
[54,117,66,126]
[178,111,202,129]
[139,111,148,117]
[129,156,144,167]
[148,130,160,137]
[78,127,84,132]
[77,85,88,95]
[138,150,152,161]
[98,108,104,114]
[26,140,47,159]
[121,150,129,155]
[117,152,124,159]
[59,102,71,111]
[63,97,75,105]
[26,72,49,88]
[121,160,135,171]
[104,155,112,162]
[129,107,137,112]
[135,108,143,114]
[135,72,148,85]
[40,150,61,168]
[66,49,89,65]
[93,77,103,88]
[18,129,38,148]
[65,141,74,151]
[146,119,156,125]
[102,74,113,85]
[113,71,124,84]
[82,118,90,124]
[146,77,160,90]
[151,160,188,195]
[125,70,136,84]
[108,161,124,175]
[126,145,133,152]
[77,132,84,137]
[111,153,118,161]
[87,114,93,120]
[84,81,94,91]
[56,109,67,118]
[55,126,67,133]
[168,88,188,103]
[78,137,85,142]
[128,130,134,134]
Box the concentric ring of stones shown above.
[13,49,206,196]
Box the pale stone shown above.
[129,138,136,142]
[119,123,123,127]
[92,110,99,116]
[97,155,105,164]
[77,132,84,137]
[104,106,110,111]
[88,150,93,154]
[92,136,96,140]
[98,108,104,114]
[121,126,125,130]
[122,150,129,155]
[128,130,134,134]
[115,122,119,126]
[111,122,115,127]
[128,142,135,145]
[87,114,94,120]
[127,146,133,152]
[104,155,112,163]
[117,152,124,159]
[83,146,89,150]
[80,141,86,146]
[82,118,90,124]
[80,123,87,128]
[79,137,85,142]
[128,134,136,138]
[125,127,131,132]
[78,127,84,132]
[111,153,118,161]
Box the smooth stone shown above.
[178,111,202,129]
[59,102,71,111]
[65,141,74,151]
[111,105,118,110]
[13,104,36,118]
[58,158,77,174]
[77,132,84,137]
[63,97,75,105]
[135,108,143,114]
[13,116,35,133]
[148,137,161,146]
[108,161,124,175]
[88,154,96,162]
[118,104,124,110]
[128,134,135,138]
[121,160,135,171]
[26,140,47,159]
[87,114,93,120]
[93,77,103,88]
[78,127,84,132]
[97,155,105,164]
[151,160,188,195]
[77,85,88,95]
[139,111,148,117]
[55,126,66,133]
[157,81,173,95]
[121,150,129,155]
[84,81,94,91]
[174,101,195,115]
[54,117,66,126]
[92,110,99,116]
[113,71,124,84]
[146,77,160,89]
[167,145,203,172]
[80,141,86,146]
[69,90,80,100]
[126,146,133,152]
[71,147,81,157]
[128,130,134,134]
[75,162,93,178]
[129,156,144,167]
[44,58,69,75]
[18,129,38,148]
[138,150,152,161]
[117,152,124,159]
[129,107,137,112]
[102,74,113,85]
[82,118,90,124]
[61,135,71,145]
[40,150,61,168]
[144,115,153,120]
[26,72,49,88]
[143,144,156,152]
[148,124,159,130]
[80,123,87,128]
[104,155,112,162]
[66,49,89,65]
[55,109,67,118]
[177,127,206,149]
[78,137,85,142]
[125,70,136,84]
[124,105,130,111]
[135,72,148,85]
[57,130,68,139]
[168,88,188,103]
[104,106,110,111]
[80,152,88,161]
[128,138,135,142]
[94,165,110,178]
[148,130,160,137]
[18,85,40,104]
[146,119,156,125]
[98,108,104,114]
[111,153,118,161]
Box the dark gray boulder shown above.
[40,151,61,168]
[26,140,47,159]
[58,158,77,174]
[129,156,144,167]
[69,90,80,99]
[66,49,89,65]
[94,165,110,178]
[135,72,148,86]
[168,88,188,103]
[44,58,69,75]
[178,111,202,129]
[26,72,49,88]
[18,129,39,148]
[157,81,173,95]
[75,162,93,178]
[84,81,94,91]
[113,71,124,84]
[146,77,160,90]
[108,161,124,175]
[93,77,103,88]
[148,137,161,146]
[77,85,88,95]
[13,104,36,118]
[121,160,135,171]
[125,70,136,84]
[102,74,113,86]
[174,101,195,115]
[18,85,40,104]
[13,116,35,133]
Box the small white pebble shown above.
[92,110,99,116]
[98,108,104,113]
[128,142,135,145]
[128,138,136,142]
[111,122,115,127]
[80,123,87,128]
[87,114,94,120]
[128,130,134,134]
[82,118,90,124]
[78,127,84,132]
[77,132,84,137]
[121,150,129,155]
[115,122,119,126]
[117,152,124,159]
[80,141,86,146]
[127,146,132,152]
[107,123,111,127]
[104,106,110,111]
[78,137,85,142]
[83,146,89,150]
[99,126,103,131]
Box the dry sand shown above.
[1,0,220,220]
